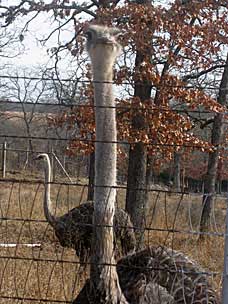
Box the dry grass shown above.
[0,177,88,303]
[145,192,225,293]
[0,176,226,303]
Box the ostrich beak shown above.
[33,154,42,161]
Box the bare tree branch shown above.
[0,1,97,27]
[183,64,227,82]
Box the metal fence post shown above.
[1,141,7,178]
[222,196,228,303]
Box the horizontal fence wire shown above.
[0,177,197,194]
[0,74,226,90]
[0,7,227,300]
[0,91,227,303]
[0,255,219,276]
[0,214,226,238]
[1,134,228,151]
[0,100,227,115]
[0,170,225,303]
[0,295,72,303]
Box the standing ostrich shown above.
[36,153,136,264]
[74,25,219,304]
[83,24,129,303]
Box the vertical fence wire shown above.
[0,128,227,302]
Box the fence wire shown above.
[0,73,226,90]
[0,176,225,303]
[1,134,228,151]
[0,99,226,115]
[0,107,226,303]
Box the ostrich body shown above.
[76,246,219,304]
[36,153,136,263]
[74,25,219,304]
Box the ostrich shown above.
[76,246,219,304]
[73,25,219,303]
[36,153,136,264]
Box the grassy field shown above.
[0,173,226,303]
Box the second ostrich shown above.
[36,153,136,263]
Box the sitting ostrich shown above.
[76,246,219,303]
[36,153,136,263]
[73,25,219,303]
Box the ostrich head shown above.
[35,153,49,162]
[34,153,51,176]
[85,24,122,75]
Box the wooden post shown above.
[2,141,7,178]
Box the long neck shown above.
[94,65,116,224]
[43,155,57,227]
[94,66,117,189]
[91,60,127,303]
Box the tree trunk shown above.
[200,53,228,233]
[126,49,152,248]
[126,142,147,248]
[173,152,181,192]
[146,155,154,189]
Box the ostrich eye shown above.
[85,31,93,41]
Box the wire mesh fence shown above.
[0,175,226,303]
[0,95,227,303]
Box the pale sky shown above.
[0,0,170,69]
[0,0,82,70]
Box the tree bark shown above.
[173,152,181,192]
[126,141,147,248]
[126,33,152,248]
[200,53,228,233]
[126,0,154,248]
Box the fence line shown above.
[0,176,197,194]
[0,216,226,238]
[1,142,227,195]
[0,172,225,303]
[0,103,227,303]
[0,136,222,188]
[0,295,72,303]
[0,73,226,90]
[0,255,219,276]
[0,99,226,115]
[0,133,225,150]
